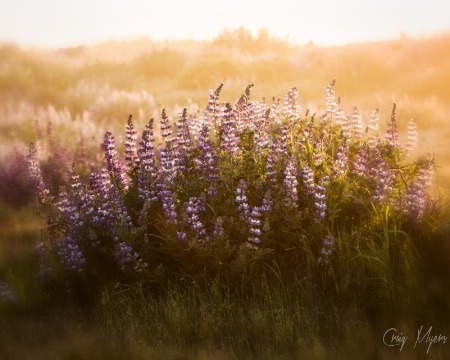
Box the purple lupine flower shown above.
[104,131,128,190]
[405,180,429,221]
[248,206,262,246]
[70,164,95,224]
[56,236,86,273]
[313,136,328,167]
[404,156,434,221]
[247,101,257,132]
[385,104,399,148]
[261,190,273,213]
[352,142,369,177]
[332,137,348,179]
[157,111,179,225]
[159,108,178,181]
[220,102,240,157]
[301,166,315,197]
[177,231,188,243]
[284,156,299,208]
[176,108,192,173]
[160,108,173,140]
[0,281,15,303]
[70,163,82,194]
[114,237,147,272]
[137,118,158,203]
[185,196,210,242]
[89,171,113,229]
[207,84,223,135]
[196,124,219,196]
[235,182,267,247]
[125,115,139,170]
[276,125,290,159]
[314,176,329,222]
[56,186,84,237]
[89,169,133,231]
[351,106,363,140]
[27,141,50,202]
[159,184,178,225]
[253,104,270,155]
[234,84,254,132]
[302,117,316,146]
[370,145,395,204]
[405,118,417,156]
[265,142,278,186]
[235,179,251,221]
[317,234,335,266]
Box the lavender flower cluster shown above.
[29,81,436,281]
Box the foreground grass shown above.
[1,271,450,359]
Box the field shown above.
[1,29,450,359]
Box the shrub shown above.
[28,81,442,311]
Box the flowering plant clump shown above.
[29,81,438,293]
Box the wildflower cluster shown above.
[29,82,437,289]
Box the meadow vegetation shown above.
[0,29,450,359]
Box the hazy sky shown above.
[1,0,449,47]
